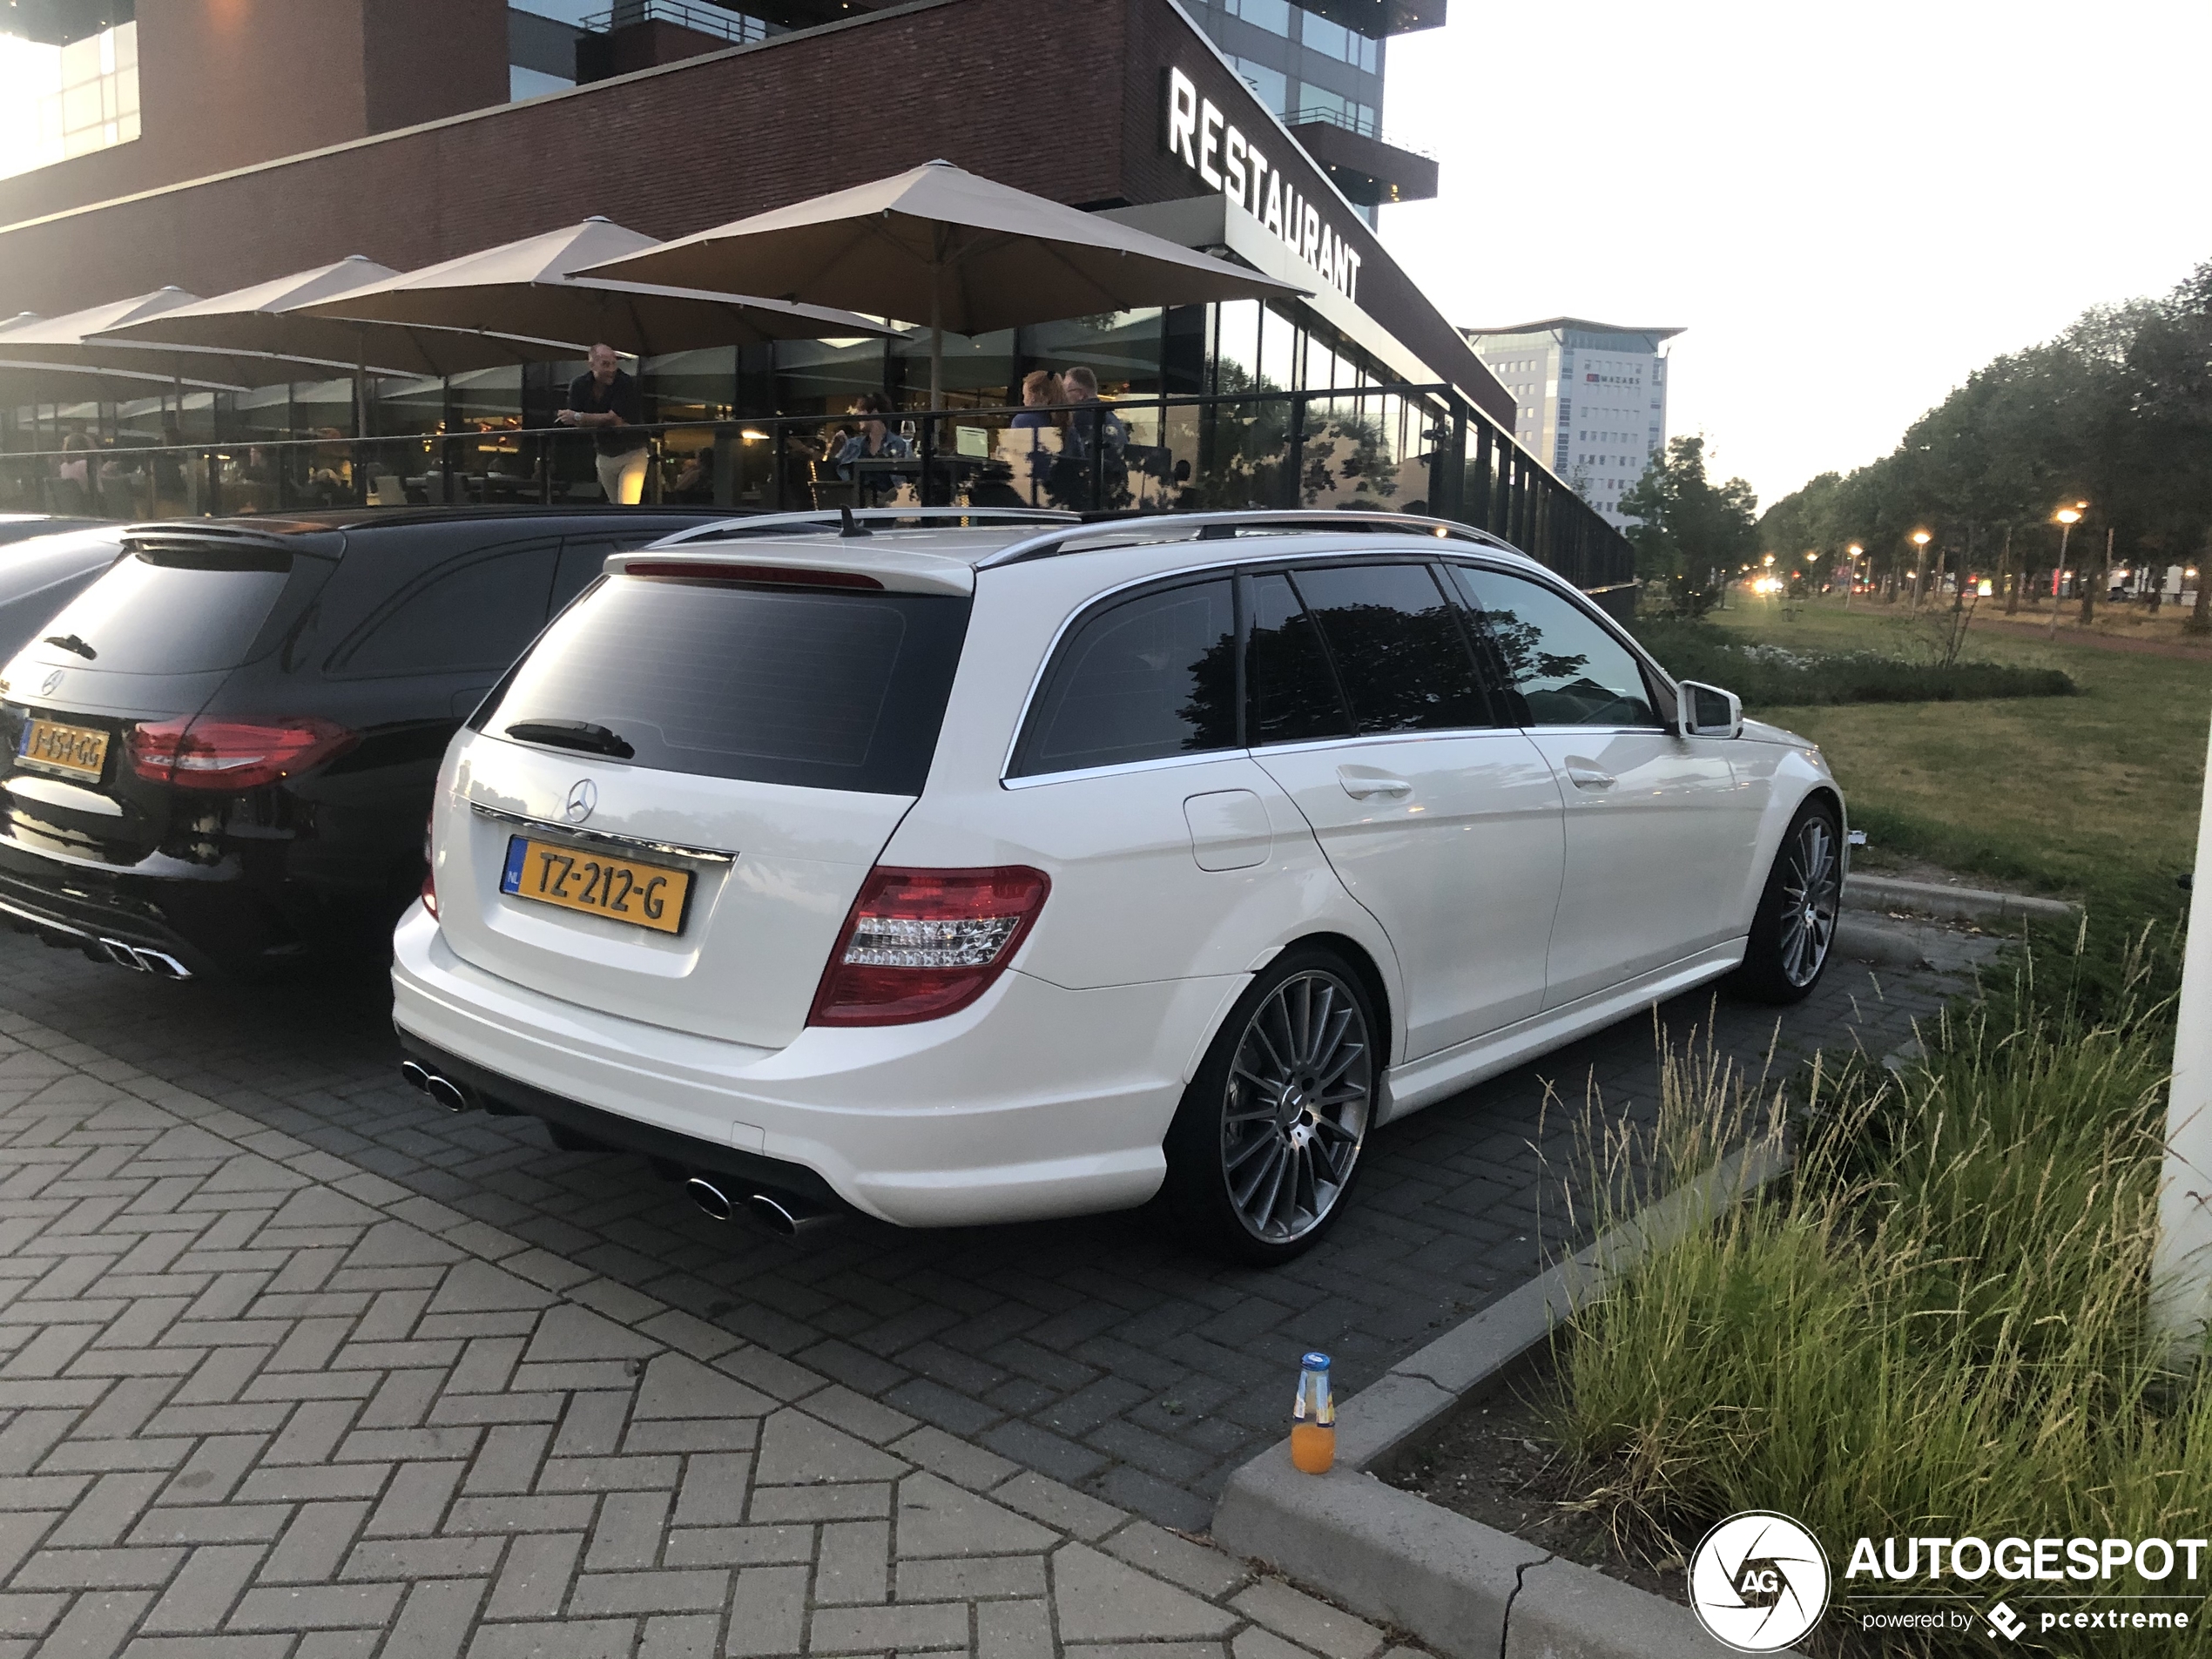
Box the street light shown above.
[2049,503,2085,638]
[1846,543,1864,608]
[1909,529,1932,617]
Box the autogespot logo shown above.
[1688,1511,1831,1652]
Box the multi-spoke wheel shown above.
[1731,799,1844,1005]
[1166,948,1378,1263]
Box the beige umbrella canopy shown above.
[0,288,323,388]
[297,218,893,354]
[579,159,1306,406]
[92,256,586,379]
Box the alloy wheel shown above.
[1779,816,1841,988]
[1219,969,1372,1244]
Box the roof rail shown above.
[650,507,1078,547]
[974,509,1512,570]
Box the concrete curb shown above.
[1212,1140,1794,1659]
[1843,872,2078,924]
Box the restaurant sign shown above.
[1163,66,1362,304]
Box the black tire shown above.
[1164,946,1379,1265]
[1730,798,1844,1005]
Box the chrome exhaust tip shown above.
[136,949,192,981]
[685,1176,736,1223]
[399,1060,433,1094]
[98,938,146,971]
[746,1190,834,1237]
[424,1076,471,1115]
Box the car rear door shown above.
[1449,564,1752,1008]
[1244,560,1566,1061]
[434,566,973,1051]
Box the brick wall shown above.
[0,0,1507,421]
[0,0,508,231]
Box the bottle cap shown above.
[1300,1352,1331,1370]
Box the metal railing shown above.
[1285,105,1433,158]
[0,385,1631,597]
[583,0,773,44]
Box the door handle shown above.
[1564,761,1615,791]
[1339,768,1413,799]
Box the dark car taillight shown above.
[128,716,358,791]
[808,866,1049,1027]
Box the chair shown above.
[808,465,856,510]
[368,475,406,507]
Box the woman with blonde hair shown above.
[1011,369,1063,430]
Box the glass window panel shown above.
[1230,0,1291,33]
[1451,567,1659,728]
[1247,570,1350,745]
[1291,563,1490,732]
[1214,300,1261,393]
[331,547,557,678]
[1014,579,1238,776]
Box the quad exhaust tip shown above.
[685,1175,834,1237]
[98,938,192,979]
[397,1060,473,1114]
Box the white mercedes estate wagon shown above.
[392,509,1844,1263]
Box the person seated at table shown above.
[673,447,714,502]
[833,394,912,502]
[1011,370,1063,430]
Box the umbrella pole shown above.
[928,273,943,414]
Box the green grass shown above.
[1550,968,2208,1656]
[1660,597,2212,929]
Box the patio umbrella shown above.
[577,159,1306,407]
[295,219,894,354]
[0,287,401,387]
[90,256,609,442]
[91,256,590,381]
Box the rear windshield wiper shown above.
[43,634,95,660]
[504,719,635,759]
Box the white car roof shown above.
[617,511,1550,598]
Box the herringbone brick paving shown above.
[0,934,1953,1534]
[0,1009,1423,1659]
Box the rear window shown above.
[33,543,291,675]
[482,574,972,795]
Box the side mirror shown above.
[1679,680,1743,739]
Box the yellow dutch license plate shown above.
[500,835,691,936]
[17,718,110,781]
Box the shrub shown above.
[1630,619,2075,708]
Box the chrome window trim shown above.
[467,800,736,864]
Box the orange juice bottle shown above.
[1290,1352,1335,1474]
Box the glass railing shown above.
[0,385,1632,595]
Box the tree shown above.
[1620,435,1758,616]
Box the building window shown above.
[1226,0,1293,32]
[0,19,138,181]
[1232,57,1289,112]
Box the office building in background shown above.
[1462,318,1683,528]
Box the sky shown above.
[1377,0,2211,514]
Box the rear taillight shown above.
[808,866,1050,1027]
[421,814,438,918]
[128,717,357,791]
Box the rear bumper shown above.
[390,904,1244,1228]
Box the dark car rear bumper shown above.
[393,1029,848,1213]
[0,842,307,978]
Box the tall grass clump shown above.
[1630,618,2075,708]
[1548,957,2207,1656]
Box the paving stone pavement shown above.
[0,1009,1443,1659]
[0,933,1959,1534]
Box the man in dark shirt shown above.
[557,343,649,503]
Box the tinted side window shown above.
[1011,579,1237,777]
[1246,571,1352,745]
[328,545,558,678]
[1450,567,1659,728]
[1290,563,1492,733]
